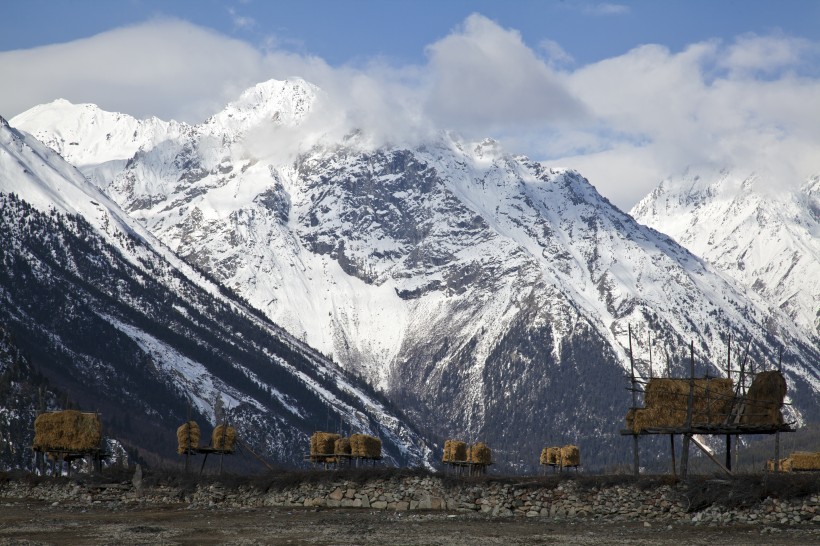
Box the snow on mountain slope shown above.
[9,99,191,167]
[12,83,820,470]
[631,170,820,339]
[0,114,433,468]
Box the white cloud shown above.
[1,16,818,211]
[0,19,288,122]
[559,36,820,203]
[228,7,256,30]
[424,14,586,134]
[539,39,575,67]
[719,33,815,74]
[584,3,630,16]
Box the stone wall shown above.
[1,475,817,526]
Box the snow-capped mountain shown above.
[631,170,820,340]
[0,115,433,468]
[12,81,820,470]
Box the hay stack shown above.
[631,408,660,432]
[310,432,340,456]
[442,440,468,463]
[211,424,237,451]
[790,451,820,471]
[628,378,734,432]
[334,437,352,456]
[33,411,102,451]
[766,458,793,472]
[741,371,786,426]
[176,421,201,454]
[469,442,492,465]
[539,447,550,465]
[625,408,636,431]
[547,447,561,465]
[350,434,381,458]
[560,445,581,467]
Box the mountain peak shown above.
[203,78,318,138]
[238,78,315,103]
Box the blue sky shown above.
[4,1,819,67]
[2,1,819,208]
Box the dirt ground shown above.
[0,498,816,546]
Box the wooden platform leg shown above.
[199,452,209,476]
[670,435,677,479]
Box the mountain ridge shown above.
[631,169,820,340]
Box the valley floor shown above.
[0,498,816,545]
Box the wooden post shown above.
[199,452,209,476]
[680,341,695,480]
[184,404,191,473]
[670,435,677,479]
[726,334,731,471]
[774,351,783,470]
[740,338,751,397]
[629,325,639,477]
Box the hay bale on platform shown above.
[365,435,381,458]
[539,447,550,465]
[211,424,237,451]
[33,411,102,452]
[443,440,468,463]
[629,378,734,431]
[630,408,664,433]
[350,434,381,458]
[766,457,793,472]
[309,432,340,456]
[790,451,820,471]
[469,442,492,465]
[176,421,200,454]
[334,437,352,455]
[741,371,786,426]
[560,445,581,467]
[625,408,636,430]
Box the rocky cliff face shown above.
[11,82,820,470]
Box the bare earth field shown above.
[0,498,816,546]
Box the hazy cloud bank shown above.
[2,15,818,209]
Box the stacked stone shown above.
[0,477,817,525]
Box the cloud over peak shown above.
[424,14,587,132]
[2,15,818,210]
